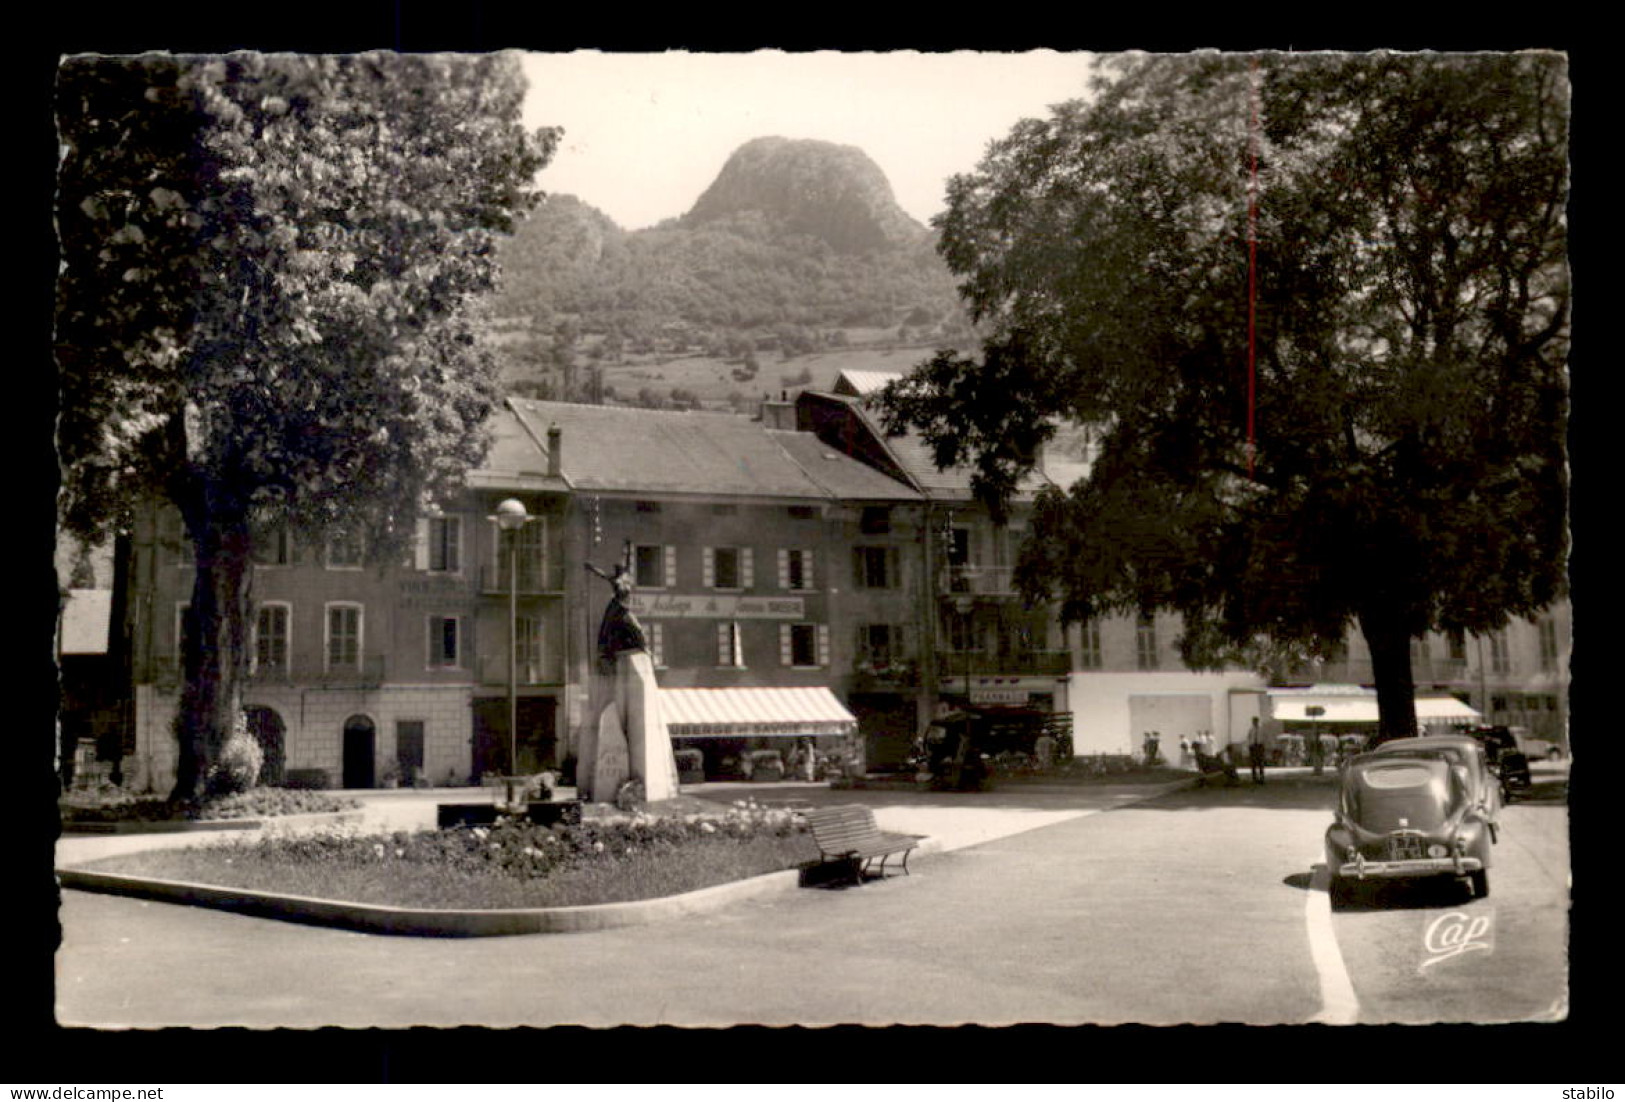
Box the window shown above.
[427,614,460,669]
[1447,634,1467,663]
[782,623,828,667]
[254,603,290,674]
[705,546,752,590]
[788,505,816,520]
[1489,631,1511,675]
[1410,636,1431,663]
[252,524,291,567]
[1078,620,1102,670]
[428,516,460,573]
[778,548,815,590]
[635,500,662,514]
[947,527,971,566]
[852,546,898,589]
[515,616,543,682]
[326,529,364,569]
[947,607,979,653]
[1539,619,1559,669]
[325,604,363,671]
[1136,614,1159,671]
[717,621,746,668]
[860,506,891,534]
[858,620,910,666]
[634,544,674,589]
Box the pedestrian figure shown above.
[1034,731,1057,771]
[1248,716,1267,784]
[1179,735,1191,767]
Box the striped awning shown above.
[1269,686,1481,724]
[660,686,857,738]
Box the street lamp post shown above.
[495,498,528,777]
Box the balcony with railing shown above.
[940,564,1018,597]
[478,561,567,595]
[850,655,920,690]
[150,653,388,689]
[475,653,565,687]
[938,648,1072,678]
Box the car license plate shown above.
[1388,836,1426,861]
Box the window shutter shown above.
[852,548,864,589]
[780,624,792,667]
[414,518,431,571]
[741,547,754,589]
[487,519,500,578]
[778,549,789,589]
[898,623,914,659]
[703,547,715,588]
[427,616,437,667]
[888,548,900,589]
[717,623,730,666]
[664,545,677,588]
[651,623,664,666]
[804,549,815,589]
[817,624,830,667]
[446,517,461,574]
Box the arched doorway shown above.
[244,706,286,786]
[342,714,376,789]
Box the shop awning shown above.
[660,686,857,738]
[1268,686,1480,724]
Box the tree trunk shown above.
[1358,602,1418,744]
[169,491,255,802]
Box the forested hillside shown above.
[492,137,969,405]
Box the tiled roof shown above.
[509,399,909,501]
[802,390,1054,501]
[833,369,905,397]
[466,406,571,493]
[768,430,920,502]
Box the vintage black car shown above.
[1368,733,1502,838]
[1325,750,1494,903]
[1463,725,1534,797]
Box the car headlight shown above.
[1428,844,1448,858]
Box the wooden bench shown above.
[805,805,925,884]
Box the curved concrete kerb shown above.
[57,864,805,937]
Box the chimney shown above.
[547,423,561,478]
[760,400,796,431]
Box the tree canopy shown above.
[882,51,1569,739]
[56,51,558,795]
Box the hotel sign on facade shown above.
[628,593,807,619]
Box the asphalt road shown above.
[53,768,1570,1028]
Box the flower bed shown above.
[80,800,818,910]
[60,785,360,825]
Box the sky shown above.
[520,51,1099,231]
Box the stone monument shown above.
[576,545,679,802]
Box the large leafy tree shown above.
[883,52,1569,741]
[56,52,559,797]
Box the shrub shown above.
[207,713,264,797]
[283,768,331,790]
[615,779,646,812]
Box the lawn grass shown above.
[81,807,821,910]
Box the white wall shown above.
[1066,670,1268,756]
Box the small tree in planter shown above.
[748,749,784,783]
[674,749,705,784]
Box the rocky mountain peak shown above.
[680,136,927,253]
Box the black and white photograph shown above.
[43,44,1574,1046]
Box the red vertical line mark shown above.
[1247,56,1260,479]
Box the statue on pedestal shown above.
[577,542,678,804]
